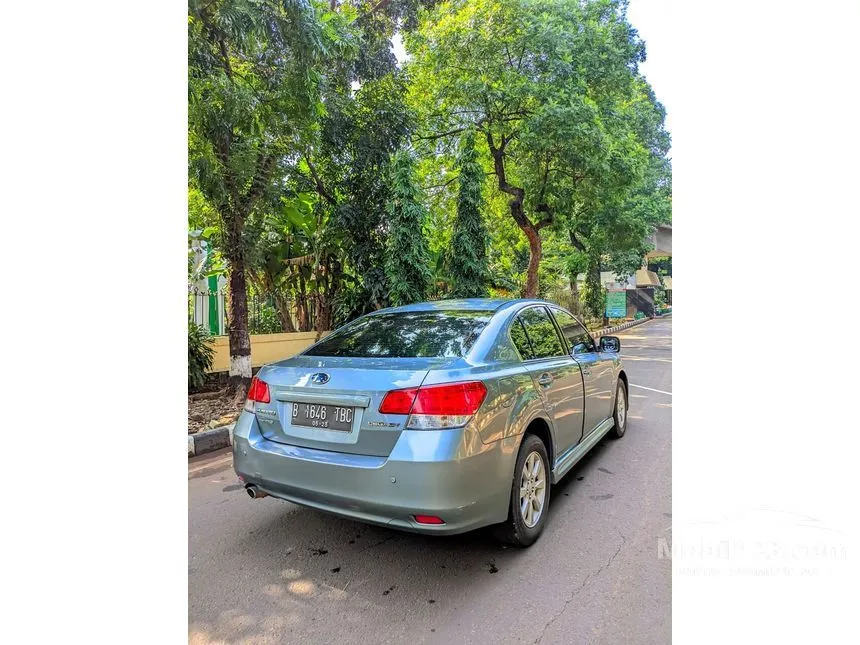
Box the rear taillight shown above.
[379,381,487,430]
[244,376,270,412]
[378,388,419,414]
[412,382,487,415]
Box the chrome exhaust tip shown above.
[246,485,268,499]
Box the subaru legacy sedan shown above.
[233,299,628,546]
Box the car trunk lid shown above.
[251,356,451,457]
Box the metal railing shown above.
[189,288,227,336]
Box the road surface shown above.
[189,316,672,644]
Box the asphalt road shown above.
[189,316,672,645]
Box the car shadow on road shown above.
[189,434,618,645]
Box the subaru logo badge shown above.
[311,372,330,385]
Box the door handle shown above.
[537,373,553,387]
[581,367,592,377]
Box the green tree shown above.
[448,131,490,297]
[293,1,437,321]
[188,0,347,394]
[304,74,413,314]
[385,151,432,305]
[582,248,606,321]
[565,79,672,307]
[408,0,663,297]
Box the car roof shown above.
[372,298,556,315]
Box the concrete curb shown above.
[591,312,669,338]
[188,423,235,458]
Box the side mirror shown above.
[599,336,621,353]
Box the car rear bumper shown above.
[232,412,516,535]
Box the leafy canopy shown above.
[407,0,668,296]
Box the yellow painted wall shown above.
[208,331,330,373]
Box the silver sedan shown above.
[233,298,628,546]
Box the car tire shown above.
[608,380,628,439]
[496,433,551,547]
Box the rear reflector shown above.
[413,515,445,525]
[247,376,270,403]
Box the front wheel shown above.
[496,434,551,547]
[608,380,628,439]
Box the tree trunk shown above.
[487,134,546,298]
[599,261,608,328]
[224,217,252,397]
[272,291,296,333]
[569,277,580,313]
[510,200,541,297]
[296,272,310,332]
[587,261,608,327]
[523,226,541,298]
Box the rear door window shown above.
[516,306,567,359]
[305,310,493,358]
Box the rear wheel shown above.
[608,380,628,439]
[497,434,551,547]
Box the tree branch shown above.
[569,229,586,252]
[535,203,554,230]
[486,130,539,235]
[217,37,233,81]
[414,126,470,141]
[305,156,337,206]
[422,175,458,191]
[242,153,276,215]
[537,156,551,204]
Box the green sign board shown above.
[605,290,627,318]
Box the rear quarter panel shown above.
[421,363,547,446]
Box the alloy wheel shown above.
[519,451,547,528]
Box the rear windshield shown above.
[305,310,493,358]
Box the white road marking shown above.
[621,355,672,363]
[630,383,673,396]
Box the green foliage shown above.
[407,0,670,296]
[188,323,215,390]
[545,283,582,317]
[188,187,226,283]
[649,255,672,277]
[385,152,433,306]
[582,266,605,320]
[187,0,672,336]
[315,73,414,308]
[283,1,429,320]
[188,0,354,383]
[248,300,283,335]
[188,0,345,215]
[448,131,490,297]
